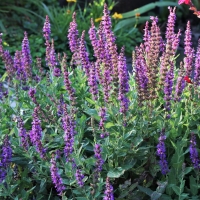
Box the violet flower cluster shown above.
[17,117,29,150]
[99,107,109,138]
[62,104,76,161]
[22,32,32,79]
[118,47,129,116]
[30,107,46,159]
[75,169,85,187]
[43,15,51,67]
[104,177,114,200]
[189,133,200,169]
[50,157,65,195]
[94,144,104,181]
[0,135,12,183]
[156,128,169,175]
[28,88,37,104]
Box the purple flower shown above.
[184,21,194,77]
[102,4,119,85]
[0,135,12,183]
[190,133,200,169]
[30,107,46,159]
[68,12,79,53]
[50,39,57,68]
[17,118,29,150]
[62,104,76,160]
[57,95,64,116]
[99,107,106,130]
[14,50,26,80]
[50,158,65,195]
[43,15,51,41]
[53,67,61,77]
[75,169,84,187]
[104,177,114,200]
[28,88,36,103]
[79,31,90,77]
[156,128,169,175]
[22,32,32,78]
[194,39,200,86]
[94,144,104,181]
[118,47,129,115]
[143,21,150,52]
[88,62,98,101]
[3,50,14,78]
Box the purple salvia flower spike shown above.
[0,135,12,183]
[190,133,200,169]
[118,47,129,116]
[156,128,169,175]
[102,4,119,87]
[30,107,46,159]
[43,15,51,41]
[28,88,37,104]
[17,117,29,150]
[104,177,114,200]
[22,32,32,78]
[194,39,200,86]
[50,157,65,195]
[94,144,104,182]
[68,12,79,53]
[184,21,194,77]
[89,62,98,101]
[50,39,57,69]
[164,61,174,117]
[75,169,85,187]
[79,30,90,77]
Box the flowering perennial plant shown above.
[1,3,200,199]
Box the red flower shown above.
[184,76,193,84]
[178,0,191,5]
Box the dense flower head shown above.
[62,104,76,160]
[75,169,84,187]
[194,39,200,85]
[28,88,37,104]
[22,32,32,78]
[190,133,200,169]
[88,62,98,100]
[104,177,114,200]
[118,47,129,115]
[156,128,169,175]
[53,67,61,77]
[68,12,79,53]
[30,107,46,159]
[79,31,90,77]
[17,117,29,150]
[50,157,65,195]
[43,15,51,41]
[49,39,57,68]
[3,50,14,77]
[0,135,12,183]
[94,144,104,181]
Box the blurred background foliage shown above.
[0,0,198,75]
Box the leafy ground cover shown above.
[1,2,200,200]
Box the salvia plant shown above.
[1,2,200,200]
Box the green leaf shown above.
[189,175,198,196]
[122,2,179,18]
[137,185,153,196]
[107,167,125,178]
[105,122,115,129]
[172,185,180,195]
[151,191,162,200]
